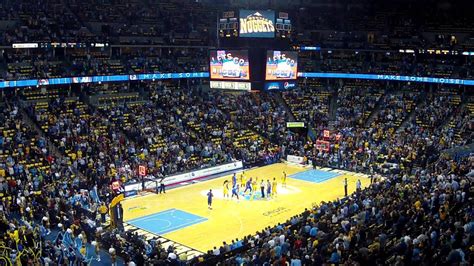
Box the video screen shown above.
[239,10,275,38]
[265,50,298,80]
[210,50,250,80]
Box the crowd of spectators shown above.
[0,0,473,264]
[438,98,474,150]
[0,0,213,46]
[0,0,473,83]
[293,0,474,50]
[0,77,472,265]
[409,90,462,142]
[370,89,419,134]
[0,85,291,264]
[300,50,473,79]
[1,47,209,80]
[1,0,473,49]
[2,47,472,82]
[282,82,332,132]
[211,155,473,265]
[335,82,382,128]
[202,83,473,265]
[1,0,94,45]
[0,101,107,264]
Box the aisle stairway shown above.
[272,92,297,122]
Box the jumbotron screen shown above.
[210,50,250,80]
[265,50,298,80]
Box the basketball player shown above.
[223,180,229,198]
[207,189,214,210]
[272,178,277,197]
[266,180,272,199]
[232,173,237,188]
[231,184,240,200]
[282,171,287,187]
[251,178,259,200]
[240,172,246,188]
[243,177,253,195]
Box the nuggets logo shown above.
[240,12,275,35]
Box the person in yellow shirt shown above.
[251,178,258,200]
[223,180,229,198]
[414,199,422,210]
[282,171,287,187]
[272,178,277,197]
[98,202,108,224]
[240,172,246,188]
[80,244,87,258]
[110,167,117,177]
[9,229,19,243]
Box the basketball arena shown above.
[0,1,472,265]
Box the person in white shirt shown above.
[212,247,220,256]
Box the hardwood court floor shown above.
[122,163,370,252]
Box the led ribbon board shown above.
[0,72,209,89]
[298,72,474,86]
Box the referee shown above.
[343,178,348,197]
[159,178,166,194]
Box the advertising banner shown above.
[264,80,297,90]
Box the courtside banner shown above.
[287,155,305,165]
[163,161,243,186]
[124,161,243,192]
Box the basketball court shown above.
[121,163,370,255]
